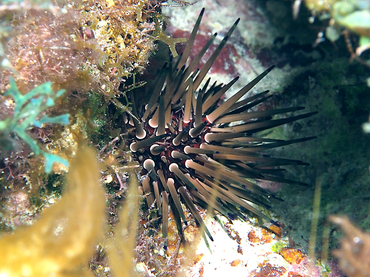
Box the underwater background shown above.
[1,0,370,276]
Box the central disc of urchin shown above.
[123,8,316,243]
[130,108,210,175]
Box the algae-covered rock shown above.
[0,146,106,277]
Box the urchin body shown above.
[125,9,316,242]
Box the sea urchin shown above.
[125,8,316,243]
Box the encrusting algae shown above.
[0,146,106,277]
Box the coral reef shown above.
[1,0,369,276]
